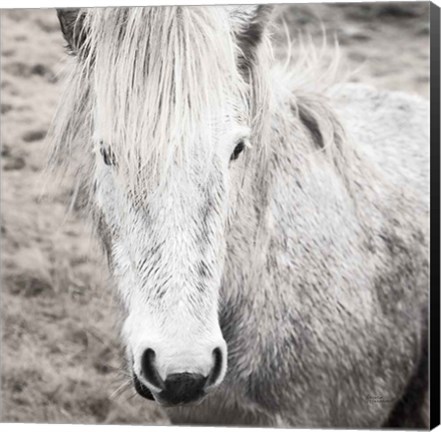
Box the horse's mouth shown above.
[132,373,207,407]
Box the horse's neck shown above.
[221,87,369,358]
[222,86,361,302]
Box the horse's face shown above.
[94,118,250,405]
[56,5,271,406]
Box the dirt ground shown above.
[0,2,430,425]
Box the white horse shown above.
[51,6,429,428]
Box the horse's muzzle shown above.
[133,347,224,406]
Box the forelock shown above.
[81,6,249,195]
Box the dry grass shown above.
[0,3,429,425]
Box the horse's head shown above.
[56,6,272,406]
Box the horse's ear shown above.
[57,8,87,54]
[227,5,274,67]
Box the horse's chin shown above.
[155,393,207,408]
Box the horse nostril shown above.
[141,348,165,391]
[163,373,207,405]
[133,373,154,400]
[207,347,224,387]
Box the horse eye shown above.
[100,145,116,166]
[230,141,245,162]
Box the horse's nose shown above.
[161,373,207,404]
[136,347,224,405]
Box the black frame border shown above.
[430,1,440,429]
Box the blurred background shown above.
[0,2,429,425]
